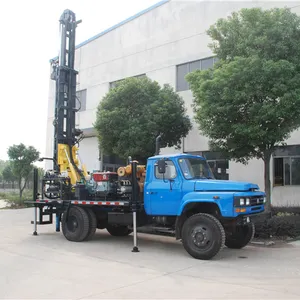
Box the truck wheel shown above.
[62,206,90,242]
[84,208,97,241]
[106,224,132,236]
[181,213,225,260]
[225,222,255,249]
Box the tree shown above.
[2,164,17,187]
[7,144,40,201]
[0,160,10,181]
[0,159,8,173]
[186,7,300,210]
[94,77,192,162]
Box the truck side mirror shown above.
[157,159,166,174]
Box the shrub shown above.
[0,190,33,208]
[255,208,300,239]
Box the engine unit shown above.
[87,172,119,199]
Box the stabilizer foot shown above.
[132,246,140,253]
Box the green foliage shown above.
[0,190,33,208]
[187,56,300,163]
[186,7,300,206]
[0,160,10,182]
[2,163,17,183]
[94,77,192,162]
[207,7,300,63]
[7,143,40,201]
[0,159,8,173]
[255,213,300,239]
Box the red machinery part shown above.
[92,172,118,182]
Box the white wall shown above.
[78,137,100,172]
[45,0,300,206]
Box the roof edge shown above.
[49,0,170,62]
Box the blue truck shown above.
[28,150,266,260]
[25,9,266,260]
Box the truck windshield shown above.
[178,157,214,180]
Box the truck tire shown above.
[84,208,97,241]
[106,224,132,236]
[181,213,225,260]
[225,222,255,249]
[62,206,90,242]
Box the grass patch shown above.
[0,190,33,209]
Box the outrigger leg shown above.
[131,160,140,253]
[32,168,39,236]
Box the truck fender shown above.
[177,192,222,216]
[175,194,222,240]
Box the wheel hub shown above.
[191,227,210,248]
[67,216,78,232]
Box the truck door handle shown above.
[150,191,157,194]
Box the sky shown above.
[0,0,159,161]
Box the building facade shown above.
[46,0,300,206]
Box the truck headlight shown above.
[234,196,252,206]
[246,198,250,205]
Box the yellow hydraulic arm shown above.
[57,144,88,185]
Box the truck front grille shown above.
[250,196,264,206]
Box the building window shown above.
[176,56,219,92]
[109,74,146,89]
[273,145,300,186]
[76,89,87,111]
[184,150,229,180]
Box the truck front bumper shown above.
[221,210,270,226]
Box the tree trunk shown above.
[18,178,22,204]
[20,177,29,206]
[263,151,272,213]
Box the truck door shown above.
[148,159,182,215]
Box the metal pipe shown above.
[132,211,138,252]
[33,207,38,236]
[155,134,162,155]
[56,214,60,232]
[33,168,38,236]
[131,160,139,253]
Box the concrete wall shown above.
[45,0,300,205]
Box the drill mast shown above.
[50,9,87,184]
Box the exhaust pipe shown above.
[155,133,162,155]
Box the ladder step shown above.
[31,221,53,225]
[42,212,53,216]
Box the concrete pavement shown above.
[0,208,300,299]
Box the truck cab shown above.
[144,153,265,217]
[143,153,266,260]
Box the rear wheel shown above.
[225,222,255,249]
[181,213,225,260]
[62,206,90,242]
[106,224,132,236]
[84,208,97,241]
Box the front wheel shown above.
[181,213,225,260]
[225,222,255,249]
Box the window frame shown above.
[176,56,218,92]
[154,159,178,180]
[273,155,300,186]
[76,89,87,112]
[109,74,147,90]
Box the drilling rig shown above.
[25,9,267,261]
